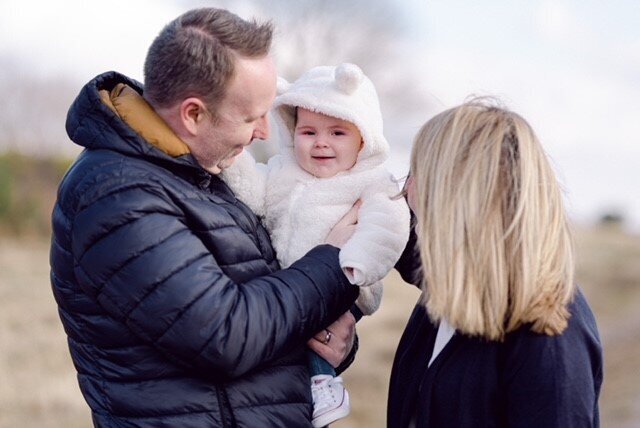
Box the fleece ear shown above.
[277,76,291,95]
[335,63,363,95]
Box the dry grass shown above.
[574,225,640,426]
[1,225,638,427]
[0,239,90,427]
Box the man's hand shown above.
[307,311,356,368]
[325,200,361,248]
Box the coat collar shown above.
[99,83,190,158]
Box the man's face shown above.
[293,108,363,178]
[191,55,277,174]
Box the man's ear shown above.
[180,97,207,136]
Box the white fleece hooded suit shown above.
[222,63,410,315]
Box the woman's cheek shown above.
[406,177,417,213]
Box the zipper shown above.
[216,385,236,428]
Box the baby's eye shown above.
[332,130,346,136]
[302,131,316,136]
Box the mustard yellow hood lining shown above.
[99,83,190,157]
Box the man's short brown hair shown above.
[143,8,273,113]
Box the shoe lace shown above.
[313,384,333,404]
[312,377,343,405]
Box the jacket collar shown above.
[66,72,227,190]
[66,72,200,174]
[99,83,190,158]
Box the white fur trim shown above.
[276,76,291,95]
[220,150,267,217]
[272,63,389,167]
[342,262,366,285]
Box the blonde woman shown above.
[388,99,603,427]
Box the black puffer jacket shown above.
[50,71,359,427]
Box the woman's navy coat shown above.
[50,71,358,427]
[388,230,603,427]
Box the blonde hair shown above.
[410,98,575,341]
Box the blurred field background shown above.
[0,154,639,427]
[2,0,640,426]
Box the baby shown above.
[222,63,410,427]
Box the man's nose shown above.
[253,116,270,140]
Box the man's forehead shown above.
[224,56,276,111]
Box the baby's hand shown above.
[325,200,361,248]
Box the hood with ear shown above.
[272,63,389,170]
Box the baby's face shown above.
[293,108,362,178]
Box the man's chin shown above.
[218,155,238,170]
[204,164,224,175]
[202,149,244,175]
[216,152,242,172]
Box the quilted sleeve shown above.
[71,177,358,380]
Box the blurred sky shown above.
[1,0,639,231]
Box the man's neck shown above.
[149,101,190,143]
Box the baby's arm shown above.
[220,150,269,217]
[354,280,384,316]
[339,176,411,288]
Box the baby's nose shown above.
[314,137,329,147]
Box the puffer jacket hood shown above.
[52,71,359,427]
[66,71,200,173]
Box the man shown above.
[51,8,359,427]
